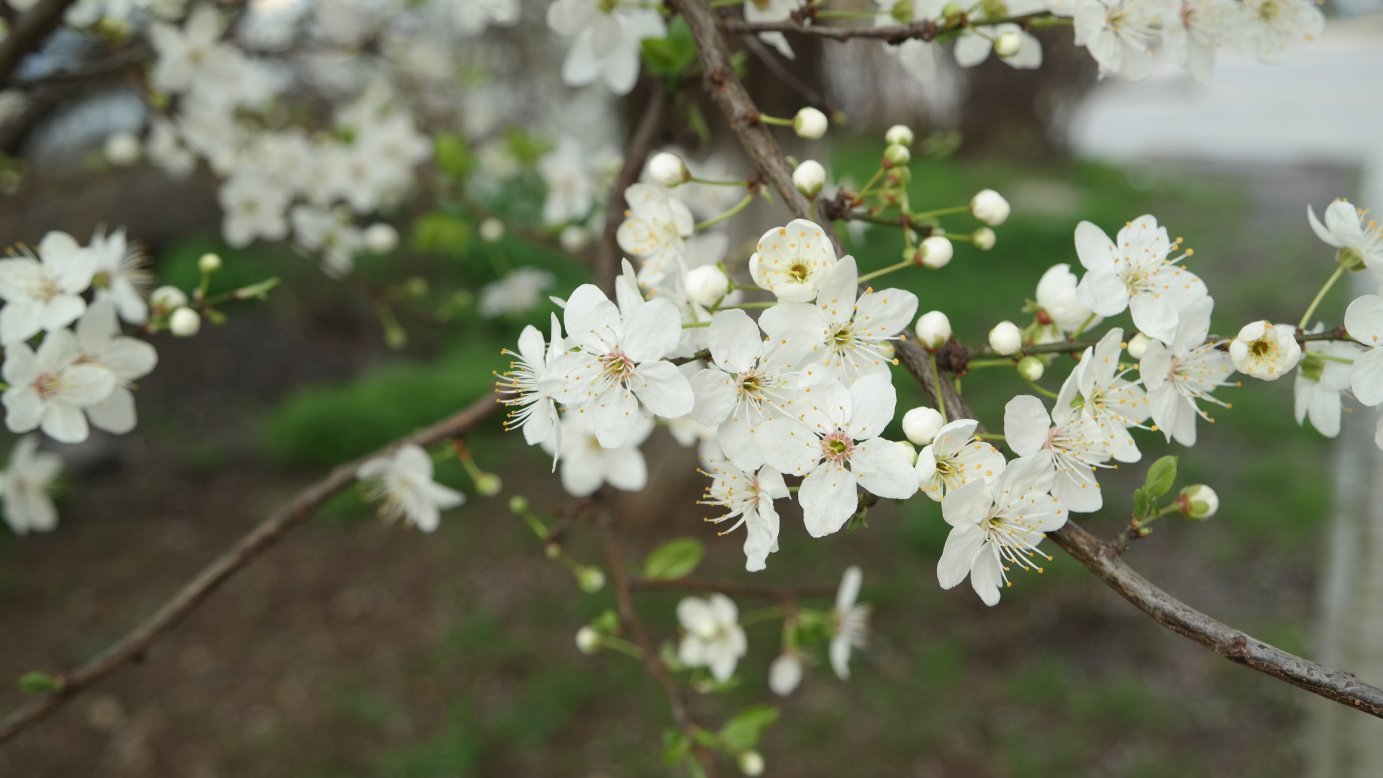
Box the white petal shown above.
[799,462,858,537]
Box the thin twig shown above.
[0,392,501,745]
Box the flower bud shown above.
[972,227,996,250]
[576,626,601,654]
[474,473,503,496]
[970,190,1010,226]
[918,235,953,269]
[793,159,826,198]
[478,217,505,244]
[364,223,399,254]
[884,124,915,148]
[739,751,766,777]
[994,30,1024,58]
[1016,355,1045,381]
[197,252,222,274]
[1229,320,1302,381]
[647,151,690,187]
[1178,484,1218,520]
[545,542,562,560]
[151,285,188,312]
[685,265,730,307]
[988,320,1022,355]
[103,131,141,167]
[578,567,606,593]
[768,652,803,696]
[914,311,951,350]
[902,406,945,446]
[1126,332,1150,359]
[508,495,529,513]
[883,143,911,168]
[894,439,918,466]
[169,307,201,337]
[793,107,829,139]
[559,225,591,253]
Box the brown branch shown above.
[9,44,150,92]
[596,495,720,776]
[598,87,668,295]
[965,325,1356,359]
[1049,521,1383,716]
[721,18,942,43]
[0,0,81,87]
[0,392,501,745]
[675,0,1383,721]
[630,576,836,601]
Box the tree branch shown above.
[598,87,668,295]
[0,0,81,87]
[0,392,501,745]
[674,0,1383,720]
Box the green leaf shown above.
[434,133,473,181]
[641,18,696,78]
[411,212,473,256]
[662,728,690,766]
[1141,455,1178,499]
[717,705,779,752]
[1133,488,1153,521]
[643,538,705,581]
[18,671,61,695]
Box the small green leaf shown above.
[1141,455,1178,499]
[718,705,779,752]
[411,212,472,256]
[644,538,705,581]
[18,671,61,695]
[1133,489,1153,521]
[662,728,690,765]
[433,133,473,181]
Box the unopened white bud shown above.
[150,285,188,312]
[793,107,829,139]
[578,567,606,593]
[197,252,222,274]
[914,311,951,350]
[647,151,690,187]
[918,235,953,269]
[685,265,730,307]
[988,321,1022,355]
[1016,355,1045,381]
[576,626,601,654]
[971,189,1010,226]
[902,407,945,446]
[883,143,911,167]
[103,131,141,167]
[559,225,592,253]
[739,750,765,776]
[884,124,915,147]
[478,217,505,244]
[972,227,996,250]
[169,307,201,337]
[364,223,399,254]
[1179,484,1219,520]
[793,159,826,197]
[994,30,1024,58]
[1126,332,1151,359]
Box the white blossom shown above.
[1345,295,1383,449]
[874,0,943,82]
[746,0,804,60]
[768,651,804,696]
[616,184,694,286]
[1308,199,1383,278]
[749,219,840,303]
[1034,263,1098,342]
[478,268,556,319]
[1229,320,1301,381]
[1293,331,1363,438]
[1073,0,1157,79]
[0,232,96,345]
[547,0,667,95]
[3,329,117,444]
[1139,296,1234,446]
[915,418,1006,502]
[497,315,565,447]
[1,436,62,536]
[356,444,464,533]
[830,565,870,679]
[677,594,747,683]
[1075,214,1206,344]
[73,300,158,435]
[1070,328,1148,462]
[1004,393,1111,513]
[1235,0,1323,64]
[700,459,790,572]
[544,411,654,496]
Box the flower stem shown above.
[689,177,749,188]
[909,204,970,221]
[695,192,755,231]
[977,432,1006,442]
[967,358,1015,369]
[858,258,913,284]
[1024,379,1059,400]
[1298,265,1346,330]
[1070,312,1098,339]
[601,635,646,660]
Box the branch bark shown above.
[674,0,1383,720]
[0,392,501,745]
[0,0,80,87]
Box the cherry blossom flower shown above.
[1,436,62,536]
[1033,263,1099,343]
[1229,320,1302,381]
[1139,296,1234,446]
[3,330,117,444]
[1004,394,1112,513]
[745,0,803,59]
[539,136,599,225]
[1293,329,1363,438]
[830,565,870,679]
[874,0,944,82]
[544,411,654,496]
[0,232,96,345]
[955,0,1046,71]
[1075,214,1207,344]
[547,0,667,95]
[765,375,918,537]
[1235,0,1323,64]
[220,172,291,248]
[356,444,464,533]
[759,256,919,380]
[149,4,230,95]
[699,459,790,572]
[937,454,1068,606]
[769,651,804,696]
[689,309,820,471]
[1073,0,1157,79]
[74,300,158,435]
[547,284,693,448]
[1160,0,1236,82]
[1308,199,1383,277]
[451,0,520,35]
[749,219,841,304]
[1070,328,1148,462]
[1344,295,1383,448]
[497,314,565,447]
[914,418,1006,502]
[616,184,694,286]
[88,228,151,325]
[478,268,557,319]
[677,594,747,683]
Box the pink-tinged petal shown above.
[851,438,918,499]
[799,462,858,538]
[630,360,694,418]
[1003,395,1051,456]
